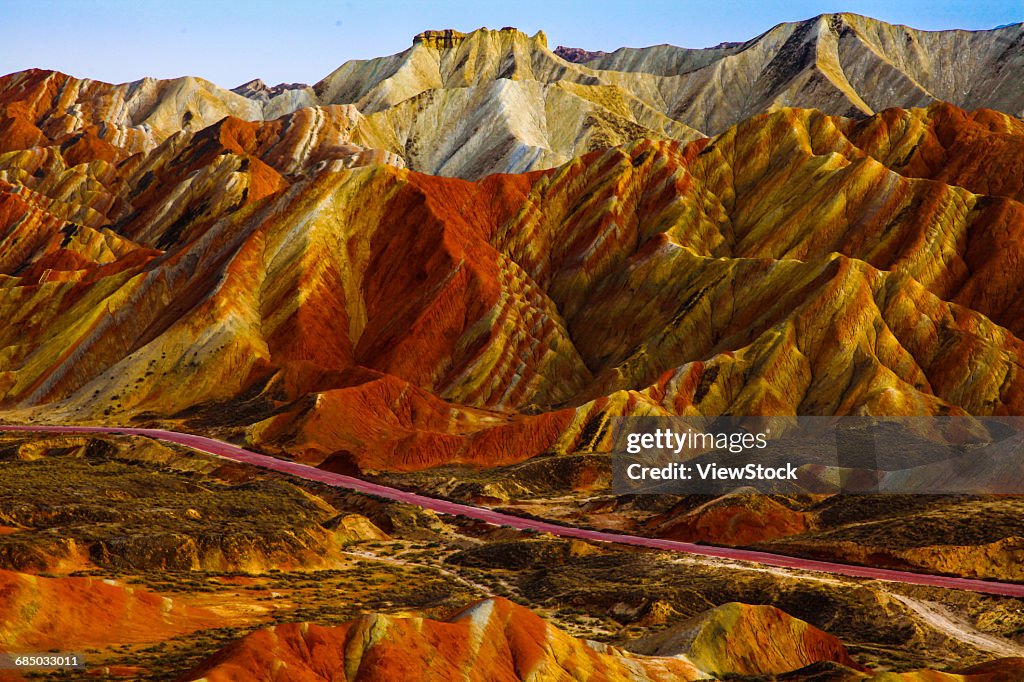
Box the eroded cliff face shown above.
[5,17,1022,179]
[2,90,1024,471]
[579,14,1024,123]
[314,17,1024,176]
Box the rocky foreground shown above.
[0,433,1021,679]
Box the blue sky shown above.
[3,1,1021,87]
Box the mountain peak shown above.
[553,45,610,63]
[413,26,547,49]
[413,28,469,48]
[231,78,310,101]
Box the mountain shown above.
[0,569,220,650]
[310,17,1024,174]
[627,602,865,676]
[230,78,313,101]
[4,13,1024,681]
[2,93,1024,470]
[0,69,316,147]
[181,597,705,681]
[180,597,1024,681]
[572,14,1024,129]
[553,46,610,63]
[2,15,1022,179]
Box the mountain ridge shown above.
[3,95,1024,470]
[4,14,1021,179]
[3,15,1024,679]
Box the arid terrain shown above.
[1,12,1023,681]
[2,431,1023,680]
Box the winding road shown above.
[3,424,1023,598]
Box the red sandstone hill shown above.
[179,597,1024,681]
[5,16,1024,181]
[180,597,704,681]
[0,569,220,650]
[2,87,1024,470]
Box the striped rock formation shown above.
[1,93,1024,470]
[0,569,219,650]
[627,602,866,676]
[181,597,1024,681]
[180,597,691,681]
[312,17,1024,175]
[572,14,1024,131]
[3,15,1022,179]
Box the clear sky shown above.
[3,0,1021,88]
